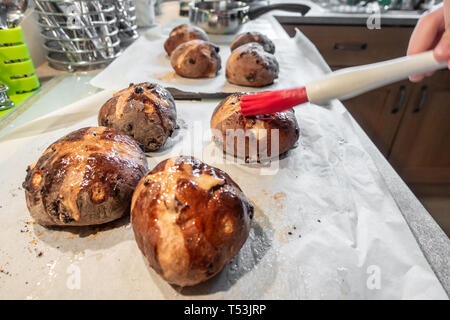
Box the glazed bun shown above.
[230,31,275,54]
[98,82,177,152]
[164,24,209,56]
[23,127,148,227]
[226,43,279,87]
[170,40,221,78]
[210,93,299,160]
[131,156,253,287]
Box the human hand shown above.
[407,1,450,82]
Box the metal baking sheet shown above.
[0,21,447,299]
[89,16,307,94]
[0,87,446,299]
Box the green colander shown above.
[0,26,40,118]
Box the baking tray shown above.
[0,16,447,299]
[89,16,306,93]
[0,84,446,299]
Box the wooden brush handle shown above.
[305,50,448,104]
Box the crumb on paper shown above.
[22,222,44,255]
[0,267,11,277]
[20,221,33,233]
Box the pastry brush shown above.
[240,50,448,116]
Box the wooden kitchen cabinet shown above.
[281,24,413,67]
[281,23,450,196]
[343,81,411,156]
[389,70,450,185]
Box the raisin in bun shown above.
[210,93,299,160]
[230,32,275,54]
[226,43,279,87]
[98,83,177,152]
[164,24,209,56]
[131,156,253,287]
[23,127,148,227]
[170,40,221,78]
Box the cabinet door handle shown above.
[413,85,428,113]
[391,85,406,114]
[333,43,368,51]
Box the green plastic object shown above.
[0,26,40,118]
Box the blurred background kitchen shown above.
[0,0,448,236]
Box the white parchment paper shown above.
[89,17,308,93]
[0,20,447,299]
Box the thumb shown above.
[434,29,450,60]
[434,0,450,61]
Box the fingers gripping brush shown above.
[240,50,448,116]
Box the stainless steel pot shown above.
[189,1,310,34]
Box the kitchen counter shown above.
[0,1,448,298]
[275,13,420,27]
[272,0,423,26]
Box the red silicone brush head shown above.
[240,87,309,117]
